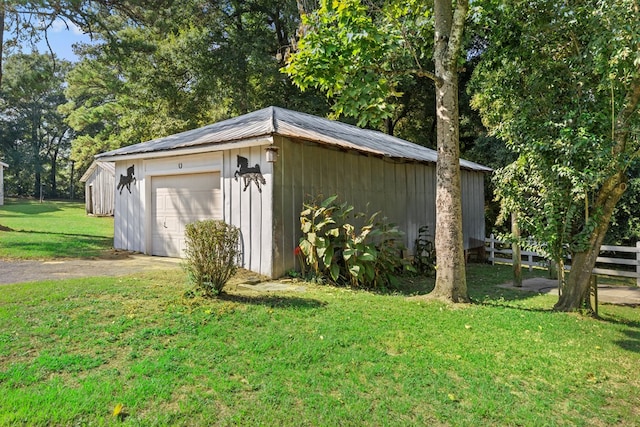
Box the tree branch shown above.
[408,68,440,83]
[445,0,469,67]
[613,69,640,156]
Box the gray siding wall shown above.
[461,171,487,249]
[84,166,115,216]
[110,139,484,280]
[223,146,273,277]
[273,136,482,278]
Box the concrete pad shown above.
[499,277,640,305]
[237,282,307,292]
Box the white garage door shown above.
[151,172,222,257]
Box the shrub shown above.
[183,219,240,297]
[298,195,413,290]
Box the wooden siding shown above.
[83,165,115,216]
[222,146,273,277]
[110,138,484,279]
[461,171,487,249]
[113,150,274,276]
[273,136,473,278]
[114,159,145,253]
[143,152,223,255]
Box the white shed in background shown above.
[0,161,7,206]
[80,161,115,216]
[95,106,492,278]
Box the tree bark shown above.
[554,72,640,312]
[428,0,470,303]
[512,212,522,287]
[554,172,627,312]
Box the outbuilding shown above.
[0,161,7,206]
[95,106,491,278]
[79,161,115,216]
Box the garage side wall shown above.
[272,137,443,278]
[461,171,486,249]
[222,146,273,277]
[114,160,145,252]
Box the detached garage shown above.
[95,106,491,278]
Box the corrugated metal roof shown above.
[95,106,491,172]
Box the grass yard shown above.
[0,264,639,426]
[0,199,114,259]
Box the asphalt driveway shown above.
[2,256,639,306]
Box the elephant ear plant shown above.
[298,195,414,290]
[183,219,240,297]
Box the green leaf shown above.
[326,227,340,237]
[359,252,376,262]
[364,263,375,281]
[349,264,362,277]
[299,239,312,255]
[330,263,340,281]
[323,245,335,268]
[321,195,339,208]
[301,219,312,233]
[343,248,355,260]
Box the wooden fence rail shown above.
[485,234,640,286]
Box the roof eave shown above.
[95,135,274,162]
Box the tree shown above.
[0,52,71,197]
[471,0,640,312]
[0,0,173,87]
[63,0,329,169]
[284,0,470,302]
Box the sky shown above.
[31,19,93,62]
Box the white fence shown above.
[486,234,640,286]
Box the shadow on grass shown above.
[220,292,327,310]
[614,328,640,354]
[13,229,111,239]
[0,200,64,215]
[0,233,113,258]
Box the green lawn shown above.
[0,199,114,259]
[0,264,638,426]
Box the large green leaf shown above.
[330,263,340,281]
[348,264,362,277]
[323,245,335,268]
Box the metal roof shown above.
[80,161,115,182]
[95,106,491,172]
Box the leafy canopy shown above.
[471,0,640,261]
[284,0,435,128]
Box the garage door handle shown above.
[163,219,167,228]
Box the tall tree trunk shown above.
[35,170,41,199]
[428,0,470,303]
[555,73,640,312]
[554,172,627,312]
[50,144,59,198]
